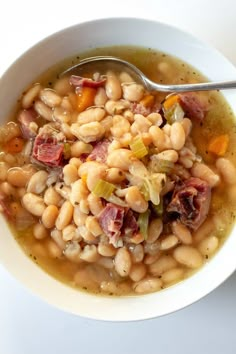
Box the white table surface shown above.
[1,1,236,353]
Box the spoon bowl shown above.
[62,55,236,93]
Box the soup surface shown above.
[1,46,236,296]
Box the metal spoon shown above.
[62,55,236,93]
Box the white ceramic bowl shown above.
[0,17,236,322]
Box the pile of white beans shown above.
[0,64,236,296]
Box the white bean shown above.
[181,118,192,137]
[162,268,184,284]
[98,243,116,257]
[125,186,148,213]
[27,170,48,194]
[193,218,215,243]
[156,150,178,163]
[70,179,89,206]
[77,107,106,124]
[42,205,59,229]
[216,158,236,184]
[33,223,48,240]
[22,193,46,216]
[39,88,62,108]
[87,193,103,216]
[114,247,132,277]
[64,241,81,262]
[146,219,163,244]
[7,165,36,188]
[34,100,53,121]
[94,87,108,105]
[149,255,177,276]
[105,168,126,184]
[85,216,103,237]
[173,245,203,268]
[70,141,93,157]
[62,225,80,242]
[160,235,179,250]
[73,206,87,226]
[122,83,144,102]
[55,200,73,230]
[80,245,99,263]
[191,162,220,187]
[71,122,105,143]
[53,76,73,95]
[105,71,122,100]
[111,115,130,137]
[50,229,66,250]
[53,106,71,124]
[133,277,163,294]
[198,236,219,257]
[107,149,135,170]
[128,244,144,263]
[105,99,130,115]
[170,122,185,150]
[44,186,62,206]
[129,263,146,282]
[63,164,78,186]
[47,239,62,258]
[172,221,192,245]
[22,84,42,109]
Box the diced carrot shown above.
[208,134,229,156]
[6,137,24,153]
[163,94,180,110]
[140,94,155,108]
[77,87,96,112]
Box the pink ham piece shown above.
[98,203,125,246]
[167,177,211,230]
[130,102,161,117]
[32,135,64,167]
[179,93,207,121]
[87,139,110,163]
[69,75,106,89]
[121,209,139,237]
[18,108,38,138]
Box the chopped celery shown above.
[151,198,163,216]
[140,173,166,205]
[137,209,150,240]
[140,180,150,201]
[163,102,185,124]
[92,179,115,199]
[130,137,148,158]
[63,142,71,160]
[150,157,174,174]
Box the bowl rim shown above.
[0,16,236,322]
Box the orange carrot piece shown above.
[140,94,155,108]
[6,137,24,153]
[77,87,96,112]
[163,94,180,110]
[208,134,229,156]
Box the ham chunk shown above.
[88,139,110,163]
[70,75,106,89]
[18,108,38,138]
[167,177,211,230]
[98,204,139,246]
[179,93,207,121]
[32,135,64,167]
[98,203,125,246]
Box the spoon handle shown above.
[147,79,236,92]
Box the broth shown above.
[1,46,236,296]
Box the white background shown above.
[0,1,236,353]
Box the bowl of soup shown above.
[0,17,236,321]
